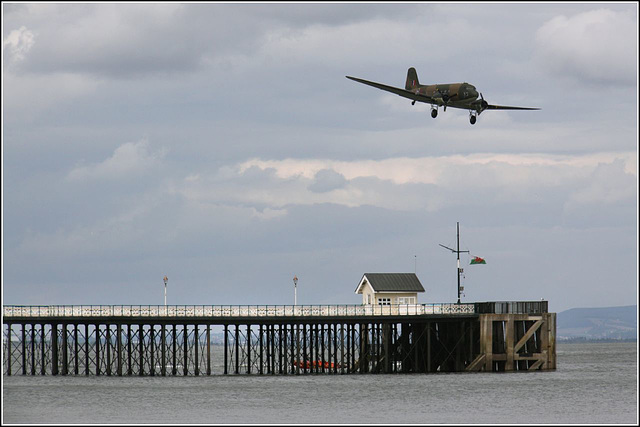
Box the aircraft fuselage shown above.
[410,82,480,108]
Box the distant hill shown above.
[557,305,637,340]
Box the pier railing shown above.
[3,303,478,318]
[474,301,548,315]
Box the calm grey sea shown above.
[2,342,637,424]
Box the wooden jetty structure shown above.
[2,302,555,376]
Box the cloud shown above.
[5,4,417,79]
[2,25,35,64]
[308,168,348,193]
[534,9,637,86]
[567,158,637,206]
[239,152,637,186]
[67,139,166,181]
[179,152,637,215]
[6,4,211,78]
[253,15,491,73]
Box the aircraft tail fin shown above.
[405,67,419,90]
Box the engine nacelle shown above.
[471,98,489,114]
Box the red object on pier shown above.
[293,360,341,370]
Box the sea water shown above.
[2,342,637,424]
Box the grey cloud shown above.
[567,158,637,205]
[2,26,35,65]
[534,8,637,86]
[238,3,427,27]
[5,4,256,78]
[308,168,348,193]
[4,3,426,79]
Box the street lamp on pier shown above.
[163,276,168,306]
[293,275,298,306]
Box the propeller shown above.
[433,90,451,111]
[479,93,488,111]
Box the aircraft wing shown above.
[484,104,540,110]
[346,76,435,104]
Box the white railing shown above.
[3,303,476,318]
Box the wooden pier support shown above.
[468,312,556,372]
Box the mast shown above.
[439,222,469,304]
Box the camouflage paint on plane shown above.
[347,67,539,124]
[405,68,478,108]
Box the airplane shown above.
[346,67,539,125]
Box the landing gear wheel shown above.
[431,109,438,118]
[470,115,476,125]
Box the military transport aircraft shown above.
[346,67,539,125]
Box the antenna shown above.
[439,222,469,304]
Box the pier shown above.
[3,301,555,376]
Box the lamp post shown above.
[163,275,168,306]
[293,275,298,306]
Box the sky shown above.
[2,2,638,313]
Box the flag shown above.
[470,256,486,265]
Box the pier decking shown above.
[3,301,555,376]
